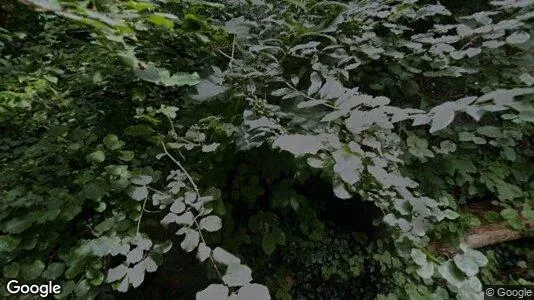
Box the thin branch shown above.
[284,82,336,109]
[161,141,200,196]
[160,141,223,279]
[137,193,149,234]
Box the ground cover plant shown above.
[0,0,533,299]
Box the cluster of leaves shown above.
[1,0,533,299]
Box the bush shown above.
[1,0,533,299]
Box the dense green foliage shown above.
[1,0,533,299]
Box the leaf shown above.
[127,247,144,264]
[153,241,173,254]
[430,106,455,133]
[522,209,534,220]
[128,264,145,288]
[411,249,427,266]
[234,284,270,300]
[454,254,479,277]
[202,143,220,153]
[0,235,20,252]
[222,264,253,287]
[162,72,201,87]
[225,17,251,37]
[507,218,524,230]
[197,243,211,262]
[130,175,152,186]
[476,126,502,138]
[42,262,65,280]
[148,14,174,29]
[417,262,435,279]
[161,213,178,226]
[3,263,20,278]
[125,125,154,137]
[21,260,45,280]
[196,284,229,300]
[213,247,241,265]
[117,275,129,292]
[86,150,106,163]
[506,31,530,44]
[199,215,222,232]
[4,217,34,234]
[25,0,62,11]
[170,200,186,214]
[127,185,148,201]
[176,211,195,226]
[307,72,322,96]
[118,151,135,161]
[519,73,534,86]
[261,233,277,255]
[333,182,352,199]
[103,134,121,150]
[297,100,327,108]
[500,208,518,220]
[437,262,465,288]
[319,78,344,99]
[273,134,323,156]
[179,229,200,252]
[191,79,228,101]
[142,256,158,273]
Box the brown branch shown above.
[429,200,533,253]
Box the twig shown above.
[136,193,149,234]
[160,141,223,279]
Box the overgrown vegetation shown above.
[1,0,533,299]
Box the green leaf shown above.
[261,233,277,255]
[437,262,465,288]
[21,260,45,280]
[417,262,435,279]
[248,214,263,233]
[118,151,135,161]
[103,134,121,150]
[522,209,534,220]
[148,14,174,29]
[453,254,479,277]
[271,227,286,245]
[4,217,34,234]
[500,208,518,220]
[42,262,65,280]
[86,150,106,163]
[125,125,154,136]
[3,263,20,278]
[411,249,427,266]
[507,218,524,230]
[0,235,20,252]
[476,126,502,138]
